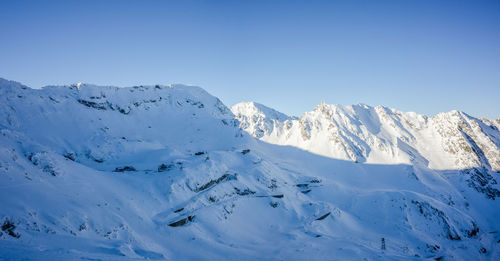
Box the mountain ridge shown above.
[232,101,500,171]
[1,78,499,260]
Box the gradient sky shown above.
[1,0,499,119]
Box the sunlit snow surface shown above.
[0,78,499,260]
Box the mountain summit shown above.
[232,102,500,171]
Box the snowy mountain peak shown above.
[235,101,500,172]
[232,101,293,121]
[231,102,296,139]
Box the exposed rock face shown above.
[232,102,500,172]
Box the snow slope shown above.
[1,78,499,260]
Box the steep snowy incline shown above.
[0,78,242,171]
[1,78,499,260]
[232,102,500,171]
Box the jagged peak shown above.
[236,101,475,129]
[353,102,371,109]
[313,102,380,113]
[432,110,475,123]
[311,102,344,115]
[231,101,293,121]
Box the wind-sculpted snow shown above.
[0,78,499,260]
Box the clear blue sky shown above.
[1,0,499,119]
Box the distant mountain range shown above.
[232,101,500,171]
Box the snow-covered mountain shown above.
[1,78,499,260]
[232,102,500,170]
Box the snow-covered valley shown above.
[0,78,499,260]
